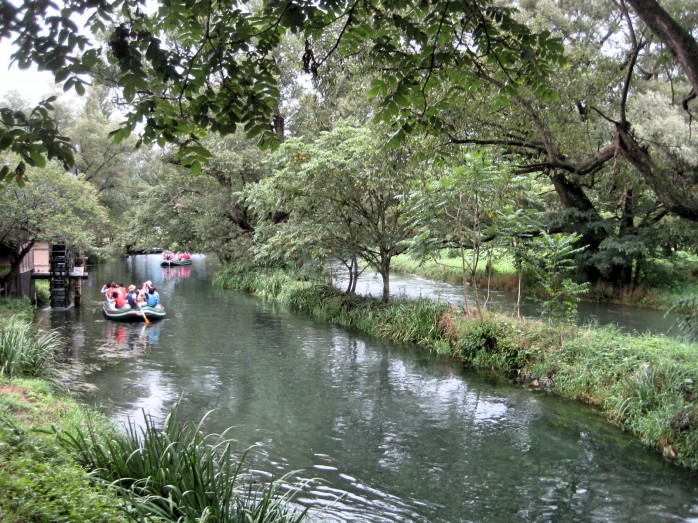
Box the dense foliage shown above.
[0,0,696,309]
[0,156,108,292]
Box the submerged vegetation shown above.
[214,264,698,469]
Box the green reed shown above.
[58,404,309,522]
[0,316,62,379]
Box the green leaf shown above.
[123,83,136,103]
[30,151,46,168]
[245,123,267,139]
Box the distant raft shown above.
[102,302,166,322]
[160,258,193,267]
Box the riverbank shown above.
[0,378,129,522]
[213,264,698,470]
[0,299,132,521]
[390,253,698,311]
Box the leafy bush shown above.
[453,315,528,371]
[34,280,50,306]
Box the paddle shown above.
[137,300,150,325]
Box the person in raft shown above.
[107,283,127,309]
[140,280,152,294]
[126,285,141,309]
[146,286,160,307]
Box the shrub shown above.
[34,280,51,306]
[452,315,527,371]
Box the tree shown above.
[132,131,271,262]
[408,150,522,317]
[609,0,698,222]
[0,0,564,180]
[0,156,108,293]
[248,121,421,302]
[524,232,590,326]
[67,86,142,220]
[383,0,697,285]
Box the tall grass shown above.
[0,315,62,379]
[517,324,698,467]
[58,404,310,522]
[370,298,446,346]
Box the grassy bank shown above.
[214,264,698,469]
[0,296,34,327]
[0,307,310,522]
[390,253,698,310]
[0,378,129,522]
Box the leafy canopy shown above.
[0,0,564,182]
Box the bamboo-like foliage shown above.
[57,404,310,522]
[0,316,62,379]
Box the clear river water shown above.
[36,254,698,522]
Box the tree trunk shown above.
[344,259,354,293]
[379,255,391,303]
[617,1,698,221]
[0,240,35,296]
[351,257,360,293]
[549,172,606,281]
[615,123,698,221]
[626,0,698,94]
[517,266,523,320]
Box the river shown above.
[37,255,698,522]
[331,269,680,336]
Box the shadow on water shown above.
[36,255,698,522]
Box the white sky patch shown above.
[0,39,58,105]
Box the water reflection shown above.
[162,265,192,280]
[34,255,698,523]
